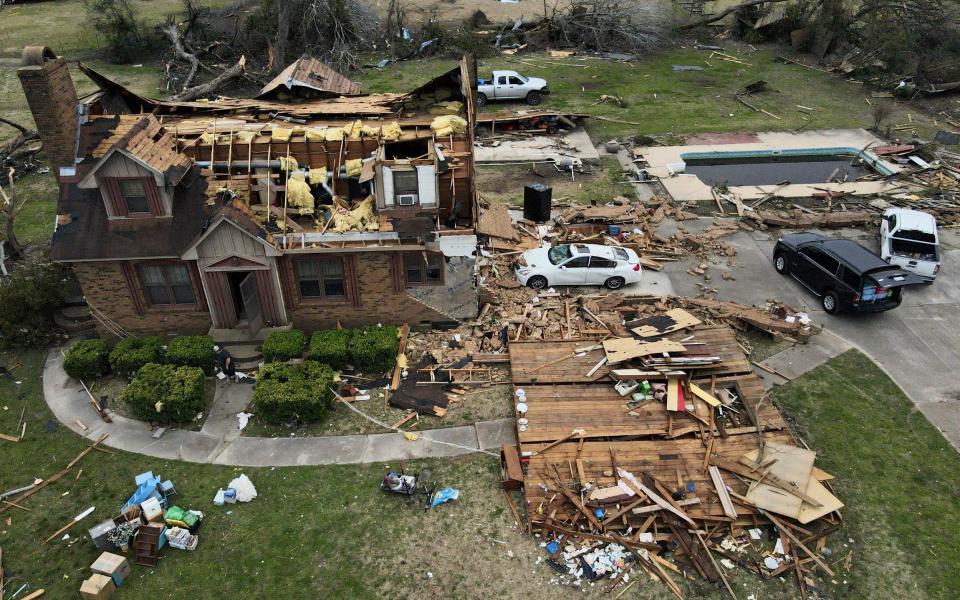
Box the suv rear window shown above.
[839,266,860,290]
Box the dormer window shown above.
[103,176,163,218]
[119,179,150,214]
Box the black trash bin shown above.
[523,183,552,223]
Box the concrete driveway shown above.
[658,217,960,449]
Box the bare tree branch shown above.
[678,0,790,30]
[169,56,246,102]
[0,117,31,136]
[162,22,201,90]
[0,168,23,260]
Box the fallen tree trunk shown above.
[679,0,790,29]
[169,56,246,102]
[161,23,201,91]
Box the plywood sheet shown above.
[603,338,686,364]
[631,308,701,338]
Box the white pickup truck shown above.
[879,207,940,282]
[476,70,550,108]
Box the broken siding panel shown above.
[381,166,395,207]
[277,256,299,309]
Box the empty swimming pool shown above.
[682,154,874,187]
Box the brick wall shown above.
[73,262,212,339]
[17,55,79,172]
[288,252,454,330]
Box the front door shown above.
[238,272,263,334]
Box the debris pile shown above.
[502,307,839,597]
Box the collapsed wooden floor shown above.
[505,322,842,597]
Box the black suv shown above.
[773,232,923,313]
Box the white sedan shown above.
[514,243,642,290]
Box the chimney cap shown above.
[22,46,58,67]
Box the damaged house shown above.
[18,46,480,338]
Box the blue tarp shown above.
[123,475,161,510]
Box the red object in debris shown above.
[677,384,686,412]
[872,144,915,156]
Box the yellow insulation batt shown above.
[345,159,363,177]
[429,101,463,115]
[309,167,328,185]
[332,196,378,232]
[235,130,257,144]
[325,127,344,142]
[343,119,364,139]
[278,155,299,171]
[361,124,381,137]
[381,121,402,141]
[305,127,327,141]
[271,127,293,142]
[430,115,468,137]
[285,172,315,215]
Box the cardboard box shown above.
[90,552,131,586]
[80,573,116,600]
[87,519,118,551]
[140,497,163,522]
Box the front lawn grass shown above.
[3,347,958,598]
[772,349,960,599]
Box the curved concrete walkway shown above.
[43,350,514,467]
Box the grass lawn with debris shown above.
[356,45,939,142]
[240,381,514,438]
[476,156,635,207]
[2,345,959,598]
[772,349,960,599]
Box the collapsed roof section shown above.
[257,55,363,100]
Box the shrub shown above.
[0,258,72,348]
[84,0,154,63]
[166,335,215,374]
[261,329,306,362]
[122,363,205,423]
[252,360,335,424]
[63,339,111,381]
[307,329,352,370]
[350,325,399,373]
[109,336,163,377]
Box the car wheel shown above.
[822,291,840,314]
[604,277,625,290]
[546,124,559,135]
[526,91,542,105]
[476,93,487,108]
[527,275,548,290]
[774,253,788,275]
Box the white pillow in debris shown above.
[228,474,257,502]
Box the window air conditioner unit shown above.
[397,194,418,206]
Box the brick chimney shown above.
[17,46,79,176]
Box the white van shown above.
[879,208,940,282]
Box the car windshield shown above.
[614,248,629,260]
[548,245,572,265]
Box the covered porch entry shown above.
[182,214,287,335]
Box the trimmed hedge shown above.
[307,329,352,370]
[122,363,206,423]
[109,336,163,377]
[350,325,399,373]
[261,330,306,363]
[252,360,335,424]
[63,339,111,381]
[166,335,215,374]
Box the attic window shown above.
[120,179,150,214]
[384,139,429,160]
